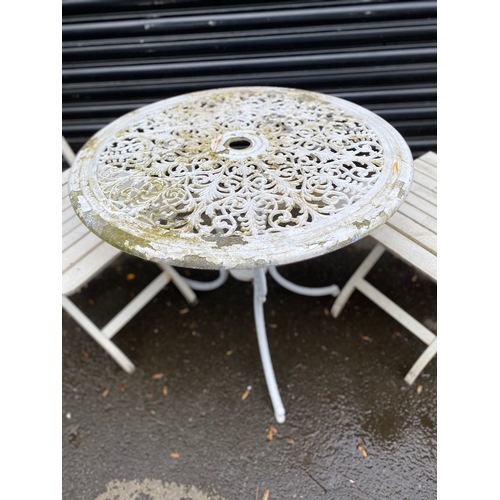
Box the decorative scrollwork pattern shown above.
[94,87,385,237]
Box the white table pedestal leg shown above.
[253,267,286,424]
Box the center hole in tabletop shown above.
[227,138,252,150]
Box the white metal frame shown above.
[253,268,286,423]
[62,137,198,373]
[331,151,438,385]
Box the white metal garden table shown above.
[68,86,413,423]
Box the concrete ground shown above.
[62,239,437,500]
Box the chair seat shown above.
[62,169,122,296]
[371,151,437,282]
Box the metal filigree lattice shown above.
[95,88,384,237]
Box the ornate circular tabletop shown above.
[69,86,413,269]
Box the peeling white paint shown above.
[77,195,91,212]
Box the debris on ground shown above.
[267,426,278,441]
[241,386,251,400]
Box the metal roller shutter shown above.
[62,0,437,159]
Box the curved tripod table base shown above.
[184,266,340,423]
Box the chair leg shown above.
[253,268,286,424]
[357,278,436,345]
[62,295,136,374]
[404,338,437,386]
[156,262,198,306]
[331,243,386,318]
[101,271,173,340]
[331,243,437,385]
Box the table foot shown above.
[274,409,286,424]
[253,268,286,424]
[268,265,340,297]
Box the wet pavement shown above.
[62,240,437,500]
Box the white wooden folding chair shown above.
[331,151,437,385]
[62,137,198,373]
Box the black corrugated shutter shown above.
[62,0,437,159]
